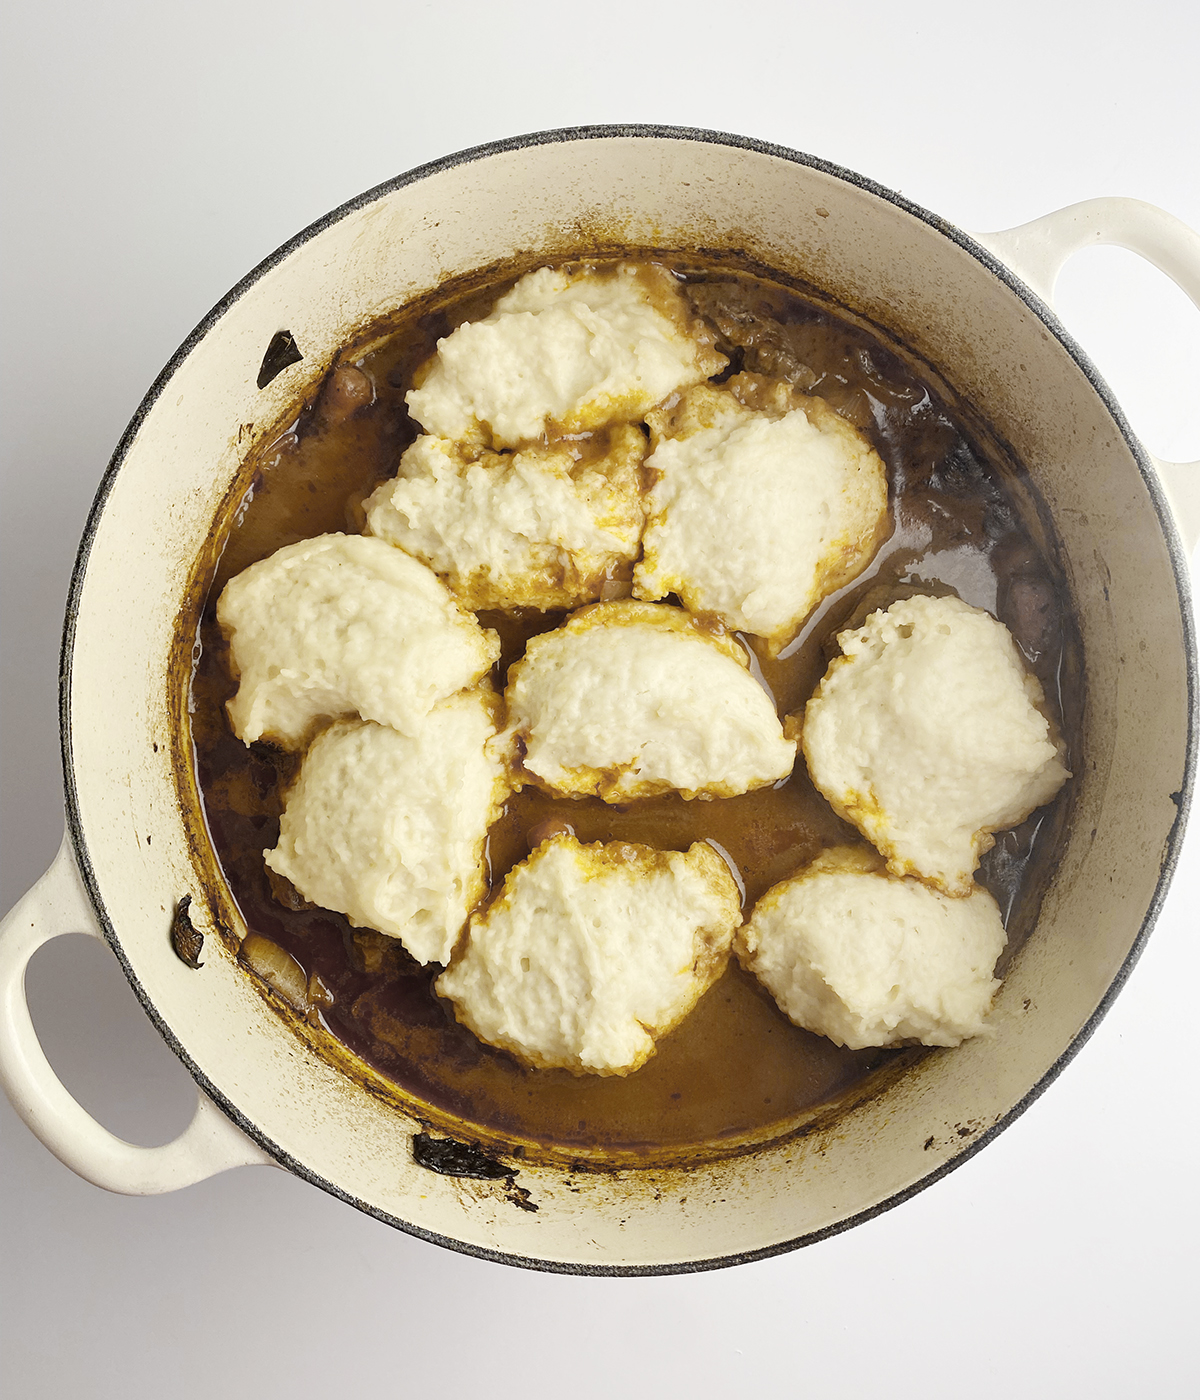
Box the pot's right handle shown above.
[0,835,274,1193]
[974,198,1200,558]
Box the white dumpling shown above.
[217,533,498,749]
[436,835,741,1075]
[737,845,1006,1049]
[503,600,797,802]
[264,694,512,966]
[406,263,725,447]
[634,377,889,653]
[801,593,1070,895]
[364,426,646,611]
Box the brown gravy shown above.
[187,259,1079,1162]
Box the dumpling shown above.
[364,425,646,611]
[736,845,1006,1049]
[216,533,498,749]
[436,835,741,1075]
[800,593,1070,895]
[406,263,726,447]
[633,376,889,654]
[264,693,512,966]
[503,600,797,802]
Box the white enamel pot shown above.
[1,127,1197,1275]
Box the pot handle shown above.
[0,834,273,1193]
[974,197,1200,557]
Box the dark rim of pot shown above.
[57,123,1198,1277]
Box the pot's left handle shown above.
[973,197,1200,559]
[0,834,274,1193]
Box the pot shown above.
[1,126,1196,1274]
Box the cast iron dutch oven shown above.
[1,127,1196,1274]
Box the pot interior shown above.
[63,130,1194,1271]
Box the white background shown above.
[2,2,1197,1395]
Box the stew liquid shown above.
[188,260,1079,1160]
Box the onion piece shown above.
[526,817,577,852]
[319,364,374,424]
[306,972,335,1023]
[240,934,309,1011]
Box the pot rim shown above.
[57,123,1199,1276]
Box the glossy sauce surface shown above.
[189,261,1079,1157]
